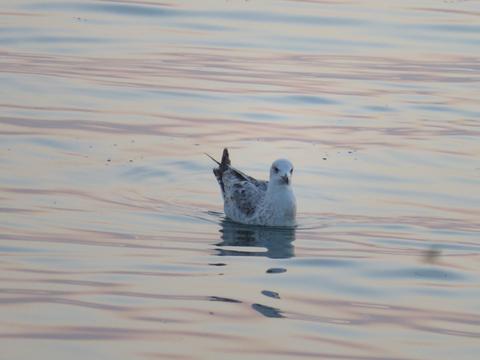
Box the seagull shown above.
[206,148,296,227]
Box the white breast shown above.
[252,186,297,227]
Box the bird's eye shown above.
[273,167,279,173]
[290,168,293,174]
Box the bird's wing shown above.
[207,148,268,216]
[223,169,268,216]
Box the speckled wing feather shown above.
[207,148,267,218]
[222,169,268,216]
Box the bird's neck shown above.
[267,182,292,194]
[266,183,296,207]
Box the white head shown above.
[269,159,294,186]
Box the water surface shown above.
[1,1,479,359]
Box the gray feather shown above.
[208,148,268,216]
[223,170,268,216]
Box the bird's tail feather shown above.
[207,148,255,198]
[206,149,231,195]
[205,148,230,169]
[220,148,231,169]
[205,148,230,168]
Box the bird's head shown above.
[270,159,294,186]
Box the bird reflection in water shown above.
[215,219,296,259]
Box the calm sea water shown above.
[1,1,479,359]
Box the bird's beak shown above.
[281,175,290,185]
